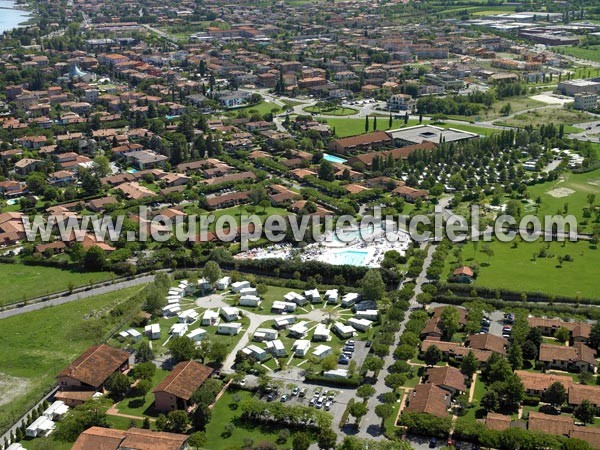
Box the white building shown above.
[216,276,231,290]
[273,316,296,329]
[126,328,142,342]
[323,368,349,379]
[353,300,376,312]
[266,339,287,357]
[312,344,333,359]
[162,303,181,316]
[168,287,184,298]
[284,291,307,306]
[333,321,355,339]
[201,309,220,326]
[197,277,212,292]
[231,281,251,293]
[26,416,55,438]
[220,306,240,322]
[242,345,269,361]
[145,323,161,340]
[239,295,262,307]
[239,287,258,297]
[170,323,188,337]
[341,292,360,307]
[574,92,598,111]
[304,289,321,303]
[293,339,311,357]
[166,295,181,304]
[325,289,339,304]
[43,401,69,420]
[217,322,242,335]
[288,320,310,338]
[355,310,379,321]
[187,328,207,342]
[348,317,372,331]
[254,328,278,342]
[178,309,200,324]
[271,300,297,313]
[313,323,331,342]
[7,444,26,450]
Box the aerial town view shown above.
[1,0,600,449]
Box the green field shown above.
[557,46,600,64]
[445,239,600,299]
[0,285,146,435]
[304,105,358,116]
[449,97,546,122]
[526,169,600,232]
[231,101,281,116]
[494,107,590,130]
[116,368,170,417]
[203,388,315,450]
[0,263,115,306]
[324,117,421,137]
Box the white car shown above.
[324,401,333,411]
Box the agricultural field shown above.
[0,263,115,306]
[557,45,600,63]
[0,285,146,435]
[444,239,600,299]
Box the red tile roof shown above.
[153,361,213,401]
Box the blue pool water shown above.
[331,249,369,266]
[323,153,347,164]
[127,169,138,173]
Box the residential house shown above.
[15,158,42,175]
[242,345,269,362]
[333,322,355,339]
[169,323,188,337]
[201,310,220,326]
[288,321,310,338]
[527,317,592,343]
[293,339,311,357]
[348,317,372,332]
[405,384,450,418]
[539,342,597,373]
[313,323,331,342]
[328,131,393,155]
[153,361,214,412]
[528,411,573,437]
[217,323,242,335]
[465,333,507,355]
[515,370,573,397]
[220,307,241,322]
[312,345,333,360]
[425,366,466,396]
[253,328,278,342]
[266,339,287,357]
[451,266,474,283]
[144,324,161,340]
[485,413,512,431]
[568,384,600,414]
[71,427,189,450]
[239,295,262,307]
[273,316,296,330]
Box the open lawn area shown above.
[116,368,170,418]
[324,117,422,137]
[203,388,316,450]
[445,239,600,299]
[182,205,288,231]
[494,107,590,131]
[0,263,115,306]
[0,285,146,435]
[229,101,281,116]
[557,46,600,64]
[526,168,600,233]
[230,284,304,314]
[304,105,358,116]
[449,97,546,122]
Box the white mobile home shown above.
[239,295,262,307]
[355,309,379,321]
[231,281,251,293]
[166,295,181,304]
[254,328,278,342]
[145,323,161,340]
[348,317,372,331]
[266,339,287,357]
[293,339,311,357]
[271,301,297,313]
[201,309,220,326]
[354,300,377,312]
[312,344,333,360]
[26,416,55,438]
[220,306,240,322]
[168,287,184,298]
[43,401,69,420]
[323,369,349,379]
[7,444,26,450]
[216,276,231,290]
[273,316,296,329]
[162,303,181,317]
[178,309,200,324]
[341,292,360,308]
[325,289,339,304]
[170,323,188,337]
[125,328,142,342]
[312,323,331,342]
[242,345,268,361]
[288,320,310,338]
[197,277,212,292]
[239,287,258,297]
[217,322,243,335]
[187,328,207,342]
[333,321,355,339]
[304,289,321,303]
[284,291,307,306]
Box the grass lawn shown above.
[0,263,115,305]
[526,168,600,233]
[446,239,600,299]
[324,117,422,137]
[230,101,281,116]
[493,107,590,130]
[0,285,146,435]
[449,97,546,122]
[233,285,304,315]
[21,437,73,450]
[304,105,358,116]
[203,388,315,450]
[116,368,170,418]
[183,205,288,231]
[557,46,600,64]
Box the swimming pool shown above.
[330,249,369,266]
[323,153,347,164]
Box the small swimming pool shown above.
[323,153,347,164]
[127,169,138,174]
[331,249,369,266]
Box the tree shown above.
[169,336,196,363]
[209,340,229,365]
[318,160,335,182]
[203,261,222,285]
[440,306,460,340]
[507,344,523,370]
[460,351,478,378]
[84,246,106,271]
[292,432,311,450]
[375,403,394,429]
[361,269,385,301]
[574,399,596,424]
[167,410,190,433]
[544,382,566,407]
[131,362,156,380]
[481,390,499,412]
[349,402,368,426]
[192,378,223,406]
[93,155,111,177]
[384,373,406,390]
[365,115,369,133]
[105,372,130,400]
[363,357,385,375]
[54,398,111,442]
[588,323,600,350]
[555,327,570,343]
[318,428,337,450]
[188,431,207,449]
[80,168,102,196]
[356,385,376,402]
[521,340,538,361]
[133,379,153,398]
[137,341,154,363]
[423,345,442,366]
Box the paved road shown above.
[0,275,154,320]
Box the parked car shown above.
[292,387,300,396]
[365,340,372,347]
[309,398,316,407]
[316,398,324,409]
[429,437,437,448]
[280,394,288,402]
[338,357,349,365]
[299,388,307,398]
[267,393,275,402]
[324,401,332,411]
